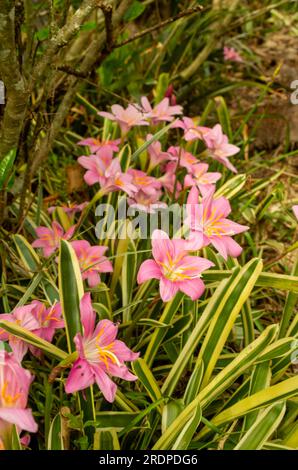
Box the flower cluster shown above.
[1,91,250,447]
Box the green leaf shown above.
[132,358,163,407]
[47,413,65,450]
[198,375,298,439]
[243,361,271,431]
[93,429,120,450]
[153,325,277,449]
[58,239,96,439]
[203,269,298,292]
[215,174,246,200]
[124,1,146,21]
[235,402,286,450]
[0,320,67,360]
[172,404,201,450]
[131,120,175,161]
[121,238,137,322]
[198,258,263,388]
[183,360,204,406]
[154,73,170,104]
[162,399,184,434]
[214,96,232,139]
[0,148,16,190]
[144,292,184,367]
[58,240,84,351]
[11,425,22,450]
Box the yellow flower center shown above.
[158,251,199,282]
[0,381,21,407]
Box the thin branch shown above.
[114,4,204,49]
[29,0,103,89]
[101,3,113,51]
[18,0,132,222]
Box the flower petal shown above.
[93,365,117,403]
[178,278,206,300]
[159,277,179,302]
[137,259,161,284]
[0,408,37,433]
[65,358,94,393]
[79,293,96,337]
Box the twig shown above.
[100,3,113,51]
[114,4,203,49]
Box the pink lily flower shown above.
[71,240,113,288]
[29,301,64,343]
[78,151,113,186]
[137,229,214,302]
[158,162,182,196]
[77,137,120,154]
[167,146,198,172]
[0,352,37,449]
[186,186,249,259]
[184,163,222,196]
[32,221,75,257]
[128,190,167,214]
[292,205,298,220]
[141,96,182,124]
[146,134,171,169]
[203,124,239,173]
[172,117,211,142]
[127,169,162,196]
[98,104,149,134]
[0,302,64,361]
[78,154,137,197]
[223,46,243,63]
[48,202,88,216]
[65,293,139,402]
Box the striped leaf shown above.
[0,320,66,360]
[153,325,277,449]
[235,402,286,450]
[47,413,65,450]
[198,375,298,439]
[198,258,263,388]
[132,358,163,407]
[144,292,184,367]
[58,239,96,438]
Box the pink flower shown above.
[29,302,64,344]
[78,154,137,196]
[137,230,214,302]
[223,46,243,63]
[158,162,182,195]
[293,205,298,220]
[65,293,139,402]
[77,151,113,186]
[71,240,113,287]
[48,202,88,216]
[184,163,222,196]
[203,124,239,173]
[167,146,198,172]
[186,186,249,259]
[172,117,211,142]
[77,137,121,154]
[127,169,162,196]
[164,84,177,106]
[32,221,75,257]
[0,302,64,361]
[0,352,37,448]
[141,97,182,124]
[98,104,149,134]
[146,134,171,169]
[128,191,167,214]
